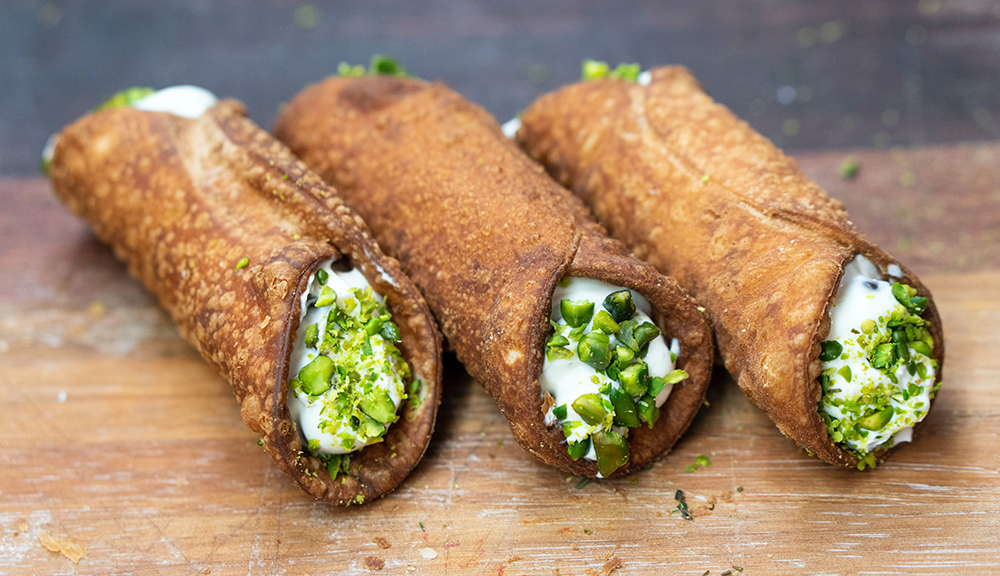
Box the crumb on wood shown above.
[363,555,385,571]
[373,536,391,549]
[36,529,87,564]
[598,554,622,576]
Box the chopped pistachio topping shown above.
[541,277,686,476]
[338,55,408,78]
[581,59,641,82]
[95,87,156,111]
[286,261,410,477]
[819,256,937,462]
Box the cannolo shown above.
[512,63,944,469]
[273,68,714,478]
[46,86,442,504]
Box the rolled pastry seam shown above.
[48,87,442,504]
[514,65,944,469]
[274,75,714,478]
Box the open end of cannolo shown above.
[520,234,714,479]
[270,251,440,505]
[539,276,689,477]
[808,250,944,469]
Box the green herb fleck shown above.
[839,156,860,180]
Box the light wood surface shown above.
[1,143,999,575]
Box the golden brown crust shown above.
[515,66,944,468]
[49,100,442,504]
[274,76,714,477]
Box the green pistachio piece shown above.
[359,388,397,424]
[610,63,641,82]
[662,369,689,385]
[560,299,595,328]
[552,404,568,420]
[633,322,661,349]
[592,310,620,334]
[609,387,641,428]
[909,340,932,357]
[315,268,329,286]
[572,393,608,426]
[895,340,911,363]
[326,454,343,479]
[819,340,843,362]
[837,365,852,383]
[547,346,574,361]
[619,362,650,398]
[304,323,319,348]
[95,87,155,111]
[370,54,407,76]
[592,430,630,477]
[859,407,894,431]
[298,355,334,396]
[871,343,896,368]
[362,415,386,439]
[616,319,639,351]
[612,345,635,368]
[567,437,591,461]
[648,376,666,397]
[582,59,610,80]
[891,282,912,307]
[380,320,401,342]
[603,290,636,323]
[861,319,876,334]
[364,316,384,336]
[577,331,612,371]
[315,286,336,307]
[547,334,570,348]
[637,395,660,428]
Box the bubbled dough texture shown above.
[274,76,715,478]
[48,100,443,505]
[515,66,944,468]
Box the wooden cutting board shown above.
[1,142,998,575]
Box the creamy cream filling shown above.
[541,278,678,464]
[501,117,522,139]
[287,260,406,455]
[820,255,935,454]
[131,85,218,118]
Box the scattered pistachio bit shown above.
[236,256,250,269]
[674,490,693,520]
[839,156,860,179]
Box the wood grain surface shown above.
[1,143,999,574]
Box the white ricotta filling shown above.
[286,260,406,455]
[501,117,522,140]
[541,277,679,463]
[131,85,219,118]
[820,255,935,454]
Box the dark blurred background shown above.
[2,0,999,176]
